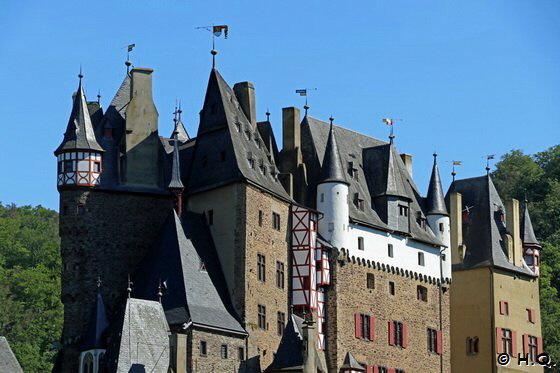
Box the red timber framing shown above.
[317,288,326,350]
[291,206,318,310]
[316,245,331,286]
[57,151,102,187]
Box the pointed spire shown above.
[426,152,448,216]
[169,110,185,215]
[319,117,348,185]
[54,71,103,155]
[127,274,133,298]
[81,279,109,351]
[521,200,540,246]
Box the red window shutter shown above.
[402,323,408,348]
[511,330,517,356]
[370,317,376,341]
[366,366,374,373]
[522,334,528,356]
[388,321,395,345]
[496,328,503,354]
[388,369,395,373]
[436,330,443,354]
[537,337,543,355]
[373,366,378,373]
[355,313,362,338]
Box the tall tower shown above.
[54,72,104,189]
[316,118,349,249]
[425,153,451,277]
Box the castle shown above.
[53,52,542,373]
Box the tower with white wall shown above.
[425,153,451,279]
[316,118,350,249]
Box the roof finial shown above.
[266,109,270,122]
[433,152,438,162]
[157,279,163,303]
[486,154,495,175]
[127,274,133,299]
[78,65,83,80]
[329,116,334,125]
[451,160,461,182]
[96,276,102,289]
[97,89,101,105]
[125,43,135,74]
[382,118,398,144]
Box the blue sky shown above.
[1,0,559,211]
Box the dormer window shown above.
[348,161,359,180]
[255,138,261,149]
[247,152,254,169]
[353,193,365,211]
[245,127,252,140]
[235,121,241,132]
[398,205,408,217]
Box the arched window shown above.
[83,352,94,373]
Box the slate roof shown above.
[134,210,246,335]
[114,298,170,373]
[257,120,280,166]
[0,336,23,373]
[521,201,540,246]
[301,117,442,246]
[319,121,349,185]
[425,154,448,216]
[186,69,291,201]
[168,126,184,190]
[340,352,364,371]
[446,175,535,276]
[81,291,109,350]
[55,76,104,155]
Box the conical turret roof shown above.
[168,122,184,190]
[319,121,348,185]
[55,75,103,155]
[426,153,448,216]
[521,200,540,246]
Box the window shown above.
[77,204,85,215]
[276,261,284,289]
[389,281,395,296]
[418,252,425,266]
[257,254,266,282]
[467,337,479,355]
[258,210,263,227]
[199,256,207,272]
[427,328,437,352]
[501,328,513,355]
[93,161,101,173]
[355,313,374,341]
[247,152,255,168]
[527,308,536,323]
[358,237,364,250]
[82,352,93,373]
[367,273,375,289]
[207,210,214,225]
[378,367,388,373]
[277,312,285,336]
[390,320,406,347]
[499,300,509,315]
[396,369,405,373]
[417,285,428,302]
[398,204,408,216]
[220,344,228,359]
[235,121,241,132]
[64,160,74,172]
[272,212,281,231]
[439,222,444,232]
[527,335,538,362]
[320,193,324,202]
[388,244,394,258]
[200,340,207,356]
[238,347,245,361]
[348,161,359,180]
[258,304,266,329]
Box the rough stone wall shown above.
[243,184,290,370]
[57,189,172,373]
[327,252,451,373]
[187,329,246,373]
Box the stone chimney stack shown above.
[282,107,301,153]
[233,82,257,127]
[450,192,464,264]
[302,318,317,373]
[505,199,523,267]
[279,107,307,202]
[400,153,413,178]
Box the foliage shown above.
[0,203,62,373]
[492,146,560,371]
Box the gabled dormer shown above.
[54,73,104,190]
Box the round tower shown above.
[316,117,349,249]
[54,73,104,190]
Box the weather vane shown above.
[195,24,229,68]
[451,160,462,181]
[123,43,135,73]
[381,118,402,144]
[295,88,317,116]
[485,154,495,175]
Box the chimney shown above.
[505,199,523,267]
[400,153,413,178]
[450,192,464,264]
[171,333,187,373]
[302,317,317,373]
[282,107,301,152]
[233,82,257,127]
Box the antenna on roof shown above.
[196,24,229,69]
[486,154,495,175]
[451,160,462,181]
[295,88,317,116]
[127,274,133,299]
